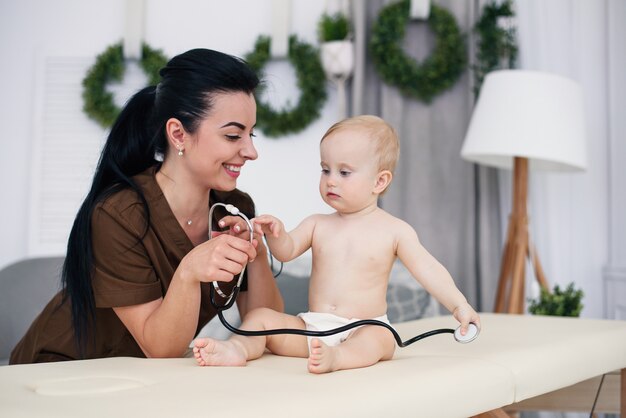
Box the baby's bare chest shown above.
[312,222,396,264]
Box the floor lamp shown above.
[461,70,587,314]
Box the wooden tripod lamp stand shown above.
[461,70,587,314]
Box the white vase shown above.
[320,40,354,80]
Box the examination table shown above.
[1,313,625,417]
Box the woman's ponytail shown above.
[62,86,160,355]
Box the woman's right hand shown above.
[178,233,257,284]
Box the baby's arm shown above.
[395,223,481,333]
[253,215,317,262]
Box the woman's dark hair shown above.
[62,49,259,355]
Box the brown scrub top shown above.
[10,166,254,364]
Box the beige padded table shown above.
[1,313,625,418]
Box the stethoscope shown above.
[208,203,479,347]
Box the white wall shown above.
[0,0,338,270]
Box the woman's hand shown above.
[178,233,257,284]
[216,215,256,241]
[215,214,284,315]
[216,215,267,257]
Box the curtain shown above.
[513,0,614,323]
[351,0,502,312]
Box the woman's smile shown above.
[224,163,242,178]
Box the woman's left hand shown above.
[215,216,266,257]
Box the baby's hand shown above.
[452,302,481,336]
[252,214,284,238]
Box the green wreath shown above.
[245,35,327,138]
[82,42,168,128]
[369,0,466,103]
[473,0,518,97]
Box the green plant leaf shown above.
[528,282,584,317]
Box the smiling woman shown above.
[10,49,284,364]
[157,92,258,202]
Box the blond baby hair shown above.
[321,115,400,174]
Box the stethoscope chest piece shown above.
[453,323,479,344]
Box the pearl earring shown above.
[177,147,184,156]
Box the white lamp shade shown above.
[461,70,587,171]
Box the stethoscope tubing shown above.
[207,203,457,348]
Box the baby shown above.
[194,115,481,373]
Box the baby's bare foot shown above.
[192,338,247,367]
[307,338,338,374]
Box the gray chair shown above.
[0,256,64,364]
[275,272,310,315]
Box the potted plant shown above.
[528,283,584,317]
[318,12,354,80]
[319,12,350,42]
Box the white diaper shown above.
[297,311,390,350]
